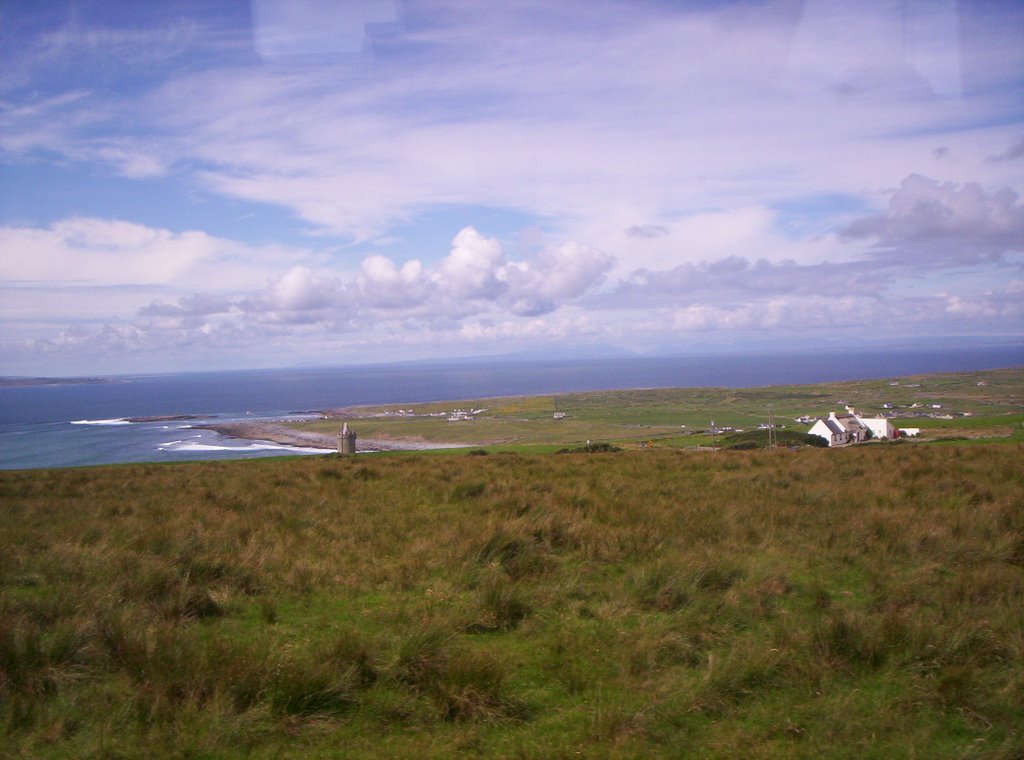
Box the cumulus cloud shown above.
[502,241,615,316]
[352,227,614,318]
[138,293,232,317]
[355,256,427,309]
[433,227,507,301]
[842,174,1024,262]
[236,266,345,325]
[68,227,616,358]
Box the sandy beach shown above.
[197,421,467,452]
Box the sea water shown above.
[1,346,1020,470]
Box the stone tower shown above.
[337,422,357,455]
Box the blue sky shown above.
[1,0,1022,375]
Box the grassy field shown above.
[291,367,1024,450]
[2,439,1023,757]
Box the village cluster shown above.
[368,407,489,422]
[801,387,982,446]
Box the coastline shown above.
[197,421,468,452]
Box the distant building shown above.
[806,407,897,447]
[808,412,864,446]
[807,416,850,446]
[857,415,896,440]
[338,422,357,455]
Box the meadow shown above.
[2,437,1023,757]
[293,367,1024,450]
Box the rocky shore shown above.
[197,421,466,452]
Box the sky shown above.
[1,0,1022,376]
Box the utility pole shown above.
[768,405,774,449]
[711,420,715,450]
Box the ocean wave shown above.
[70,418,132,426]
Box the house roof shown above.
[824,419,844,435]
[826,412,866,432]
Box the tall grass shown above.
[1,444,1022,757]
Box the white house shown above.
[807,415,854,446]
[856,415,896,440]
[808,412,867,446]
[807,407,897,446]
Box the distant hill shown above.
[0,376,110,387]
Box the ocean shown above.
[2,345,1021,470]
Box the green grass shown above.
[293,367,1024,450]
[2,440,1023,757]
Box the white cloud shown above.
[264,266,338,311]
[2,1,1022,373]
[944,290,1023,321]
[3,225,617,363]
[502,241,615,316]
[355,255,427,309]
[433,227,506,301]
[92,143,168,178]
[0,219,215,285]
[670,296,866,333]
[139,292,232,317]
[0,218,312,289]
[11,0,1007,245]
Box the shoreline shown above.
[196,421,468,452]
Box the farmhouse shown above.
[807,407,897,447]
[857,415,897,440]
[807,412,865,446]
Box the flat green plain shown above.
[292,366,1024,449]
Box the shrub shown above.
[634,564,691,612]
[390,628,522,722]
[474,529,550,579]
[393,627,451,689]
[556,442,621,454]
[812,610,885,669]
[477,575,531,631]
[266,649,361,717]
[431,649,519,722]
